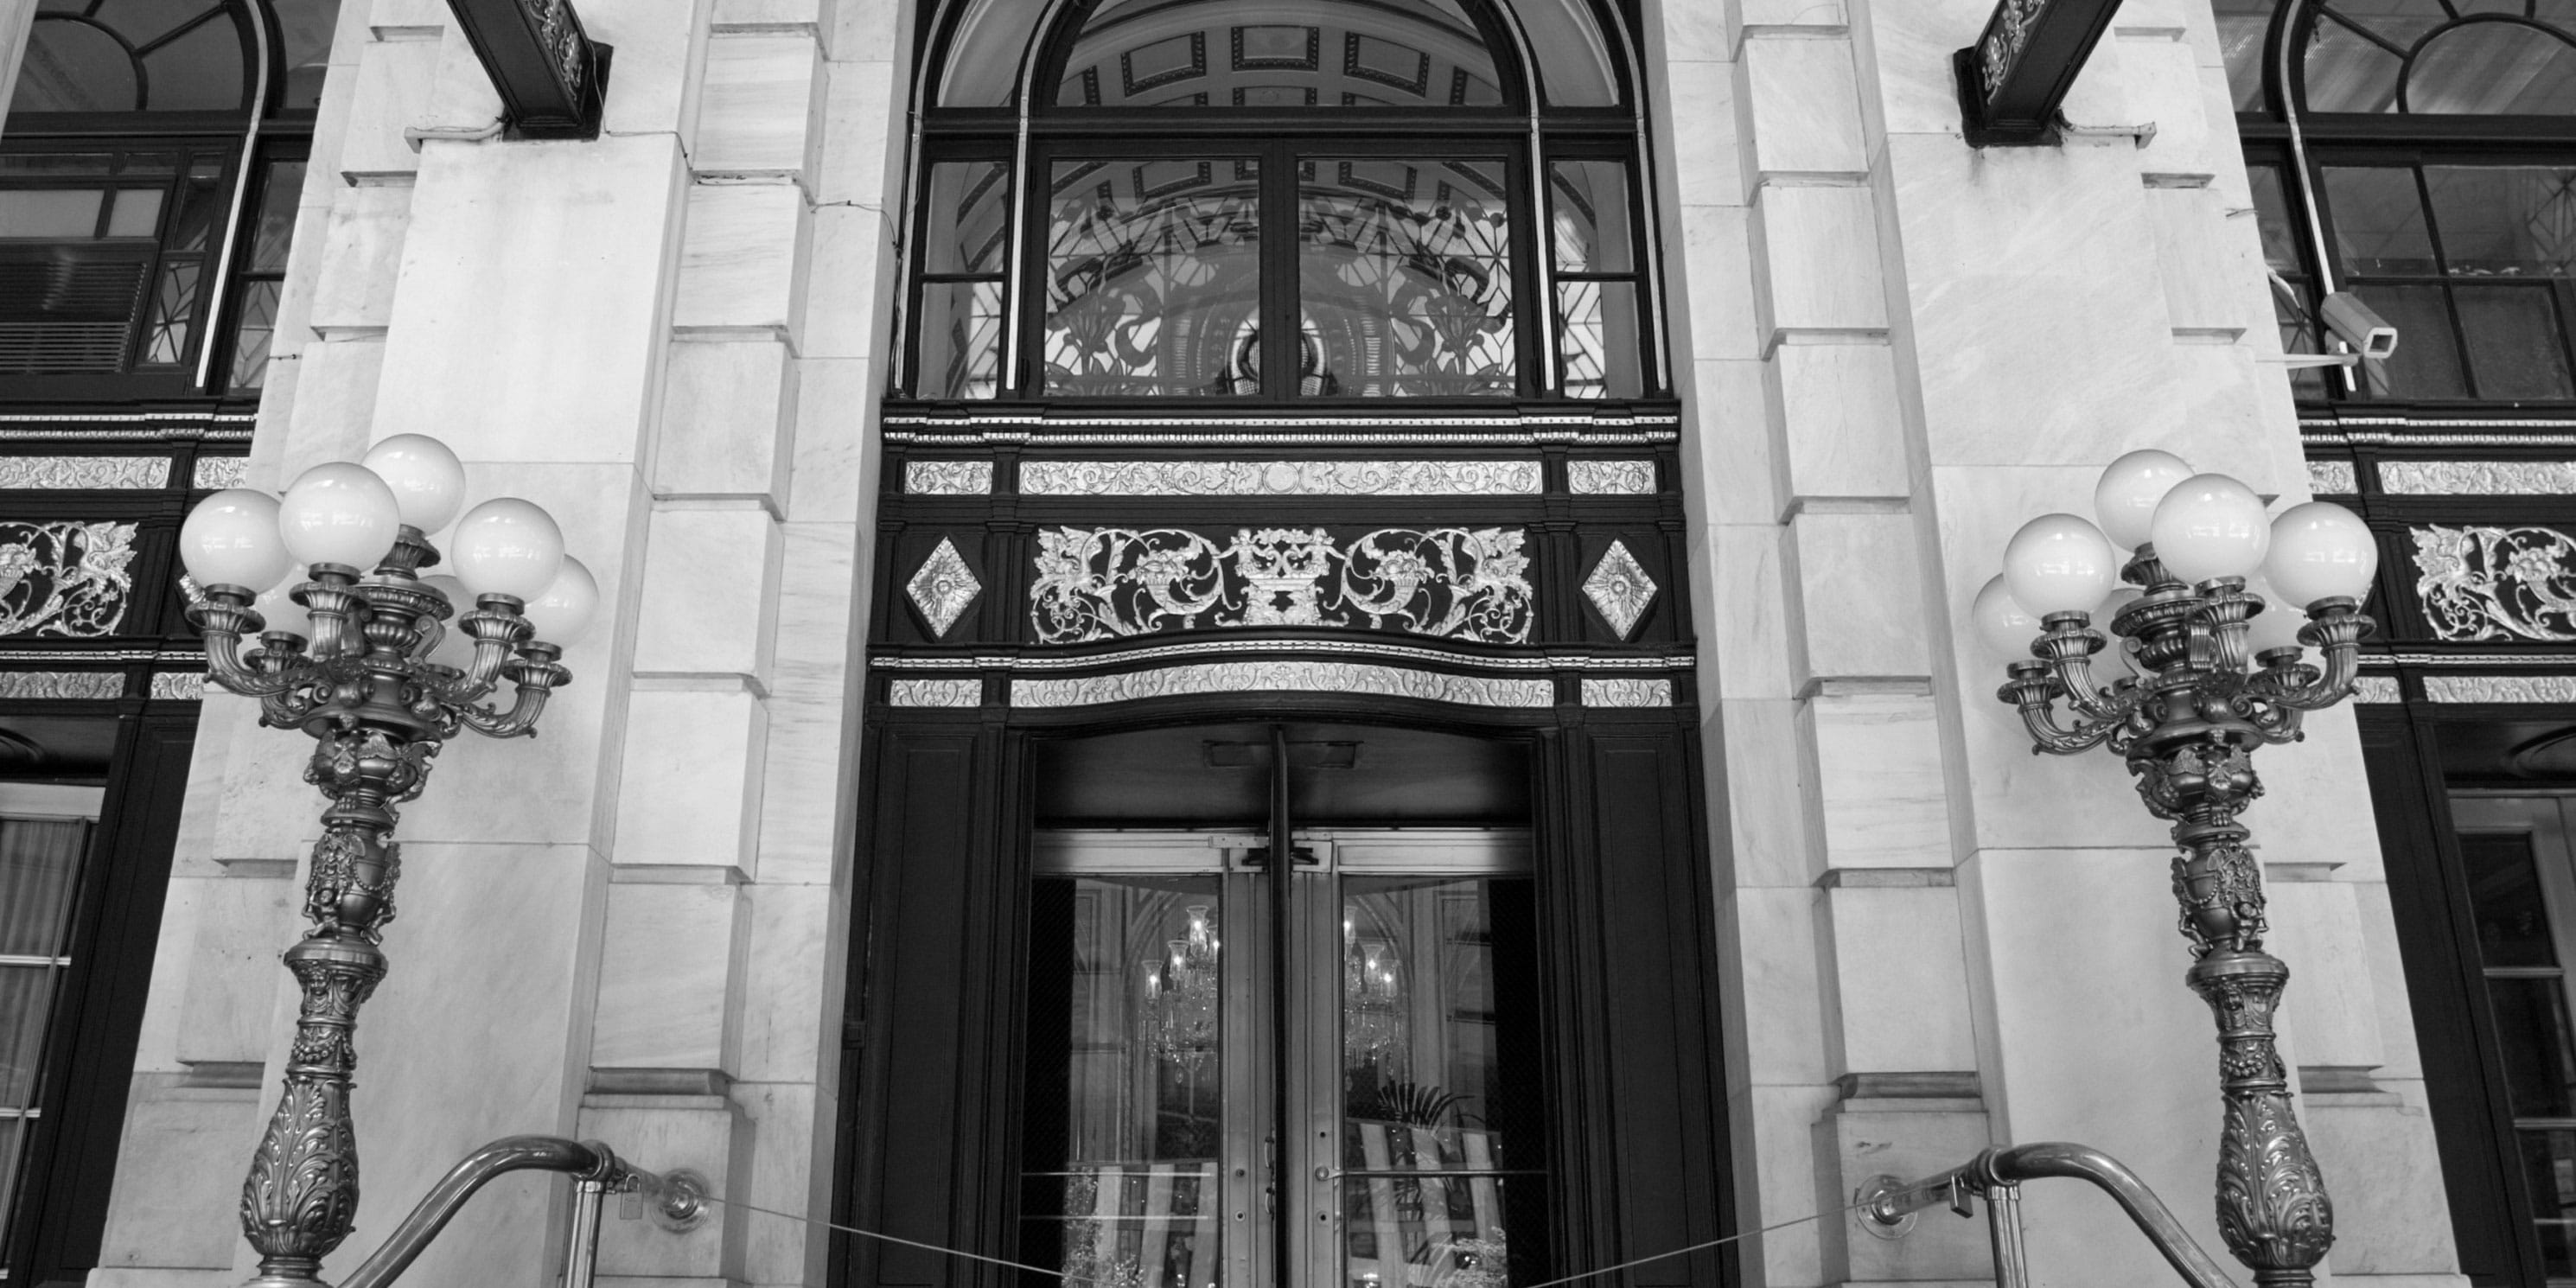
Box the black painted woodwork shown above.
[441,0,609,138]
[832,701,1731,1288]
[3,704,201,1288]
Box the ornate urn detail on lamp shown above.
[176,435,599,1288]
[1971,449,2382,1287]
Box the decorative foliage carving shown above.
[1980,0,2047,96]
[1030,526,1533,645]
[1566,461,1655,495]
[151,672,207,700]
[889,677,983,707]
[0,521,136,637]
[907,538,984,638]
[905,461,994,494]
[194,456,252,489]
[2381,461,2576,495]
[0,456,169,489]
[0,670,123,699]
[2305,461,2357,495]
[2413,524,2576,641]
[1012,661,1553,708]
[1579,677,1671,707]
[240,1076,364,1263]
[2350,675,2401,704]
[1582,541,1656,639]
[1018,460,1540,496]
[2424,674,2576,704]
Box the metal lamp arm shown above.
[2033,613,2126,721]
[2266,600,2373,711]
[2000,664,2120,756]
[190,590,307,698]
[457,647,569,740]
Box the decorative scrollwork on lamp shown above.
[1973,449,2382,1288]
[176,435,599,1288]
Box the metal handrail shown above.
[1859,1141,2241,1288]
[340,1135,704,1288]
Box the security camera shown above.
[2319,292,2399,360]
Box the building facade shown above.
[4,0,2568,1286]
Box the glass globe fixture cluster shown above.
[177,433,598,730]
[175,433,600,1288]
[1967,448,2380,1285]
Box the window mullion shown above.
[1263,139,1297,401]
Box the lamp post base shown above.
[2188,948,2332,1286]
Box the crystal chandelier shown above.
[1144,903,1220,1069]
[1342,917,1405,1072]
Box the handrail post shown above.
[1986,1183,2029,1288]
[564,1176,609,1288]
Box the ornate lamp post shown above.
[1971,450,2380,1288]
[175,434,601,1288]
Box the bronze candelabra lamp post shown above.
[176,434,600,1288]
[1972,450,2381,1287]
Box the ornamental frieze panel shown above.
[0,521,139,638]
[1031,526,1534,645]
[2413,524,2576,643]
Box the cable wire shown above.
[697,1190,1879,1288]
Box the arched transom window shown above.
[902,0,1662,405]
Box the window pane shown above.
[2463,833,2562,970]
[1557,280,1641,399]
[1044,158,1261,398]
[273,0,342,110]
[250,161,307,272]
[2407,22,2576,114]
[2267,277,2327,400]
[10,21,142,112]
[229,278,281,392]
[2325,168,2438,274]
[0,966,56,1105]
[2490,975,2576,1118]
[0,1117,19,1240]
[2304,9,2410,112]
[0,155,114,177]
[0,190,105,239]
[916,279,1004,399]
[2214,0,2275,112]
[166,167,226,252]
[140,10,249,112]
[0,820,84,958]
[106,188,163,238]
[2426,167,2576,277]
[1018,877,1224,1288]
[1342,876,1546,1288]
[1300,157,1514,398]
[141,258,201,365]
[2248,166,2305,274]
[2457,287,2576,399]
[1547,161,1631,274]
[1054,0,1503,109]
[2355,284,2466,397]
[2526,1129,2576,1279]
[922,161,1011,276]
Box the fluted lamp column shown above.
[1972,450,2381,1286]
[177,435,602,1288]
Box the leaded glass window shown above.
[904,0,1664,405]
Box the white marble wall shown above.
[89,0,900,1285]
[1653,1,2461,1285]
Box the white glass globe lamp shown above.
[252,583,312,640]
[2243,573,2307,657]
[448,498,565,601]
[2094,449,2196,550]
[523,557,600,645]
[278,462,403,571]
[2002,513,2117,617]
[2264,501,2380,609]
[2149,473,2271,584]
[178,489,291,591]
[360,434,468,534]
[1972,575,2040,660]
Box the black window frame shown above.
[898,0,1667,408]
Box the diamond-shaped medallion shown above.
[907,538,981,638]
[1583,540,1657,639]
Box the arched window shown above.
[0,0,334,397]
[2219,0,2576,405]
[901,0,1662,404]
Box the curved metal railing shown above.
[340,1135,705,1288]
[1858,1141,2240,1288]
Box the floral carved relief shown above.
[0,521,137,637]
[2413,525,2576,642]
[1030,526,1534,645]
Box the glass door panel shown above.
[1023,871,1232,1288]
